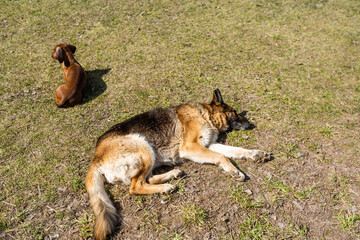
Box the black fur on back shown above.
[97,108,177,148]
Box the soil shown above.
[42,133,360,239]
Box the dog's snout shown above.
[241,122,255,131]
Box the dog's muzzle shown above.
[231,119,255,131]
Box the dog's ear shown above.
[68,44,76,54]
[211,88,224,105]
[53,46,64,63]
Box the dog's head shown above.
[52,43,76,63]
[210,88,254,132]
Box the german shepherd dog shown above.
[85,88,272,240]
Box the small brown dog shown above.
[52,43,87,107]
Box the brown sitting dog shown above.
[52,43,87,107]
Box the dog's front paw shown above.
[172,169,184,178]
[162,184,176,193]
[233,170,246,182]
[249,150,273,163]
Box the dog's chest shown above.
[199,126,218,147]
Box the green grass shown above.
[231,185,264,209]
[74,213,94,239]
[1,0,360,239]
[238,214,275,240]
[181,205,208,227]
[162,232,184,240]
[336,211,360,235]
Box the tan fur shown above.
[85,89,272,239]
[148,169,183,184]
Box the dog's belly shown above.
[156,141,181,166]
[96,133,157,186]
[98,153,142,185]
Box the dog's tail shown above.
[85,161,118,240]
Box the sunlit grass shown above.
[0,0,360,239]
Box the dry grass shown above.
[1,0,360,239]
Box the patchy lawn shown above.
[1,0,359,239]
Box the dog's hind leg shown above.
[148,169,184,185]
[129,146,175,194]
[68,93,82,107]
[130,173,175,194]
[55,85,67,107]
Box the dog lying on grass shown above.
[52,43,87,107]
[85,88,272,240]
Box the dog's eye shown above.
[227,111,237,118]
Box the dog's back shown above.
[97,107,179,150]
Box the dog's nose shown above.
[240,122,255,131]
[242,122,255,130]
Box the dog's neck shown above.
[62,50,76,67]
[198,103,229,132]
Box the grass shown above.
[336,211,360,235]
[231,185,264,209]
[1,0,360,239]
[74,213,94,239]
[181,205,208,227]
[162,232,184,240]
[239,214,272,239]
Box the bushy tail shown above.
[85,162,118,240]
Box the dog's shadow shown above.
[111,194,123,238]
[82,68,110,104]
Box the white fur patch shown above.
[99,154,141,185]
[99,134,155,185]
[199,126,218,147]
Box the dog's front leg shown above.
[179,143,246,181]
[208,143,272,162]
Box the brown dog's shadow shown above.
[81,68,110,104]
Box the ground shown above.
[0,0,360,239]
